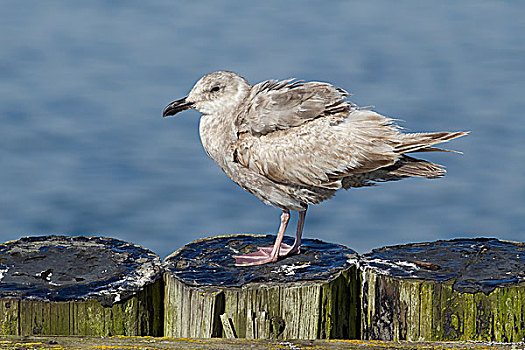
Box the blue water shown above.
[1,1,524,259]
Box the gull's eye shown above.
[210,86,221,93]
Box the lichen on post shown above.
[163,234,360,340]
[0,235,163,336]
[360,238,525,342]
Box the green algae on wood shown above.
[0,235,163,336]
[360,238,525,342]
[0,335,520,350]
[163,234,359,339]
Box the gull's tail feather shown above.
[381,130,468,179]
[387,155,446,179]
[412,146,463,154]
[341,155,447,189]
[396,131,469,154]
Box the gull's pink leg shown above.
[288,206,307,255]
[272,205,307,256]
[244,206,307,258]
[233,209,290,266]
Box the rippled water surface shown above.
[1,2,524,258]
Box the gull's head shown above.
[162,71,251,117]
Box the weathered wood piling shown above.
[0,236,163,336]
[163,234,360,339]
[360,238,525,342]
[1,234,524,343]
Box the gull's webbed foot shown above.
[233,249,277,266]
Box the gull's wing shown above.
[233,78,468,190]
[234,109,402,189]
[234,107,468,190]
[236,79,350,136]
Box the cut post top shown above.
[164,233,358,288]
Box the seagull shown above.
[162,71,467,266]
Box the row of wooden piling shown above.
[0,234,524,342]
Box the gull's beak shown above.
[162,97,194,117]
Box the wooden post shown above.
[163,234,360,339]
[360,238,525,342]
[0,235,163,336]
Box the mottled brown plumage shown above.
[162,71,468,266]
